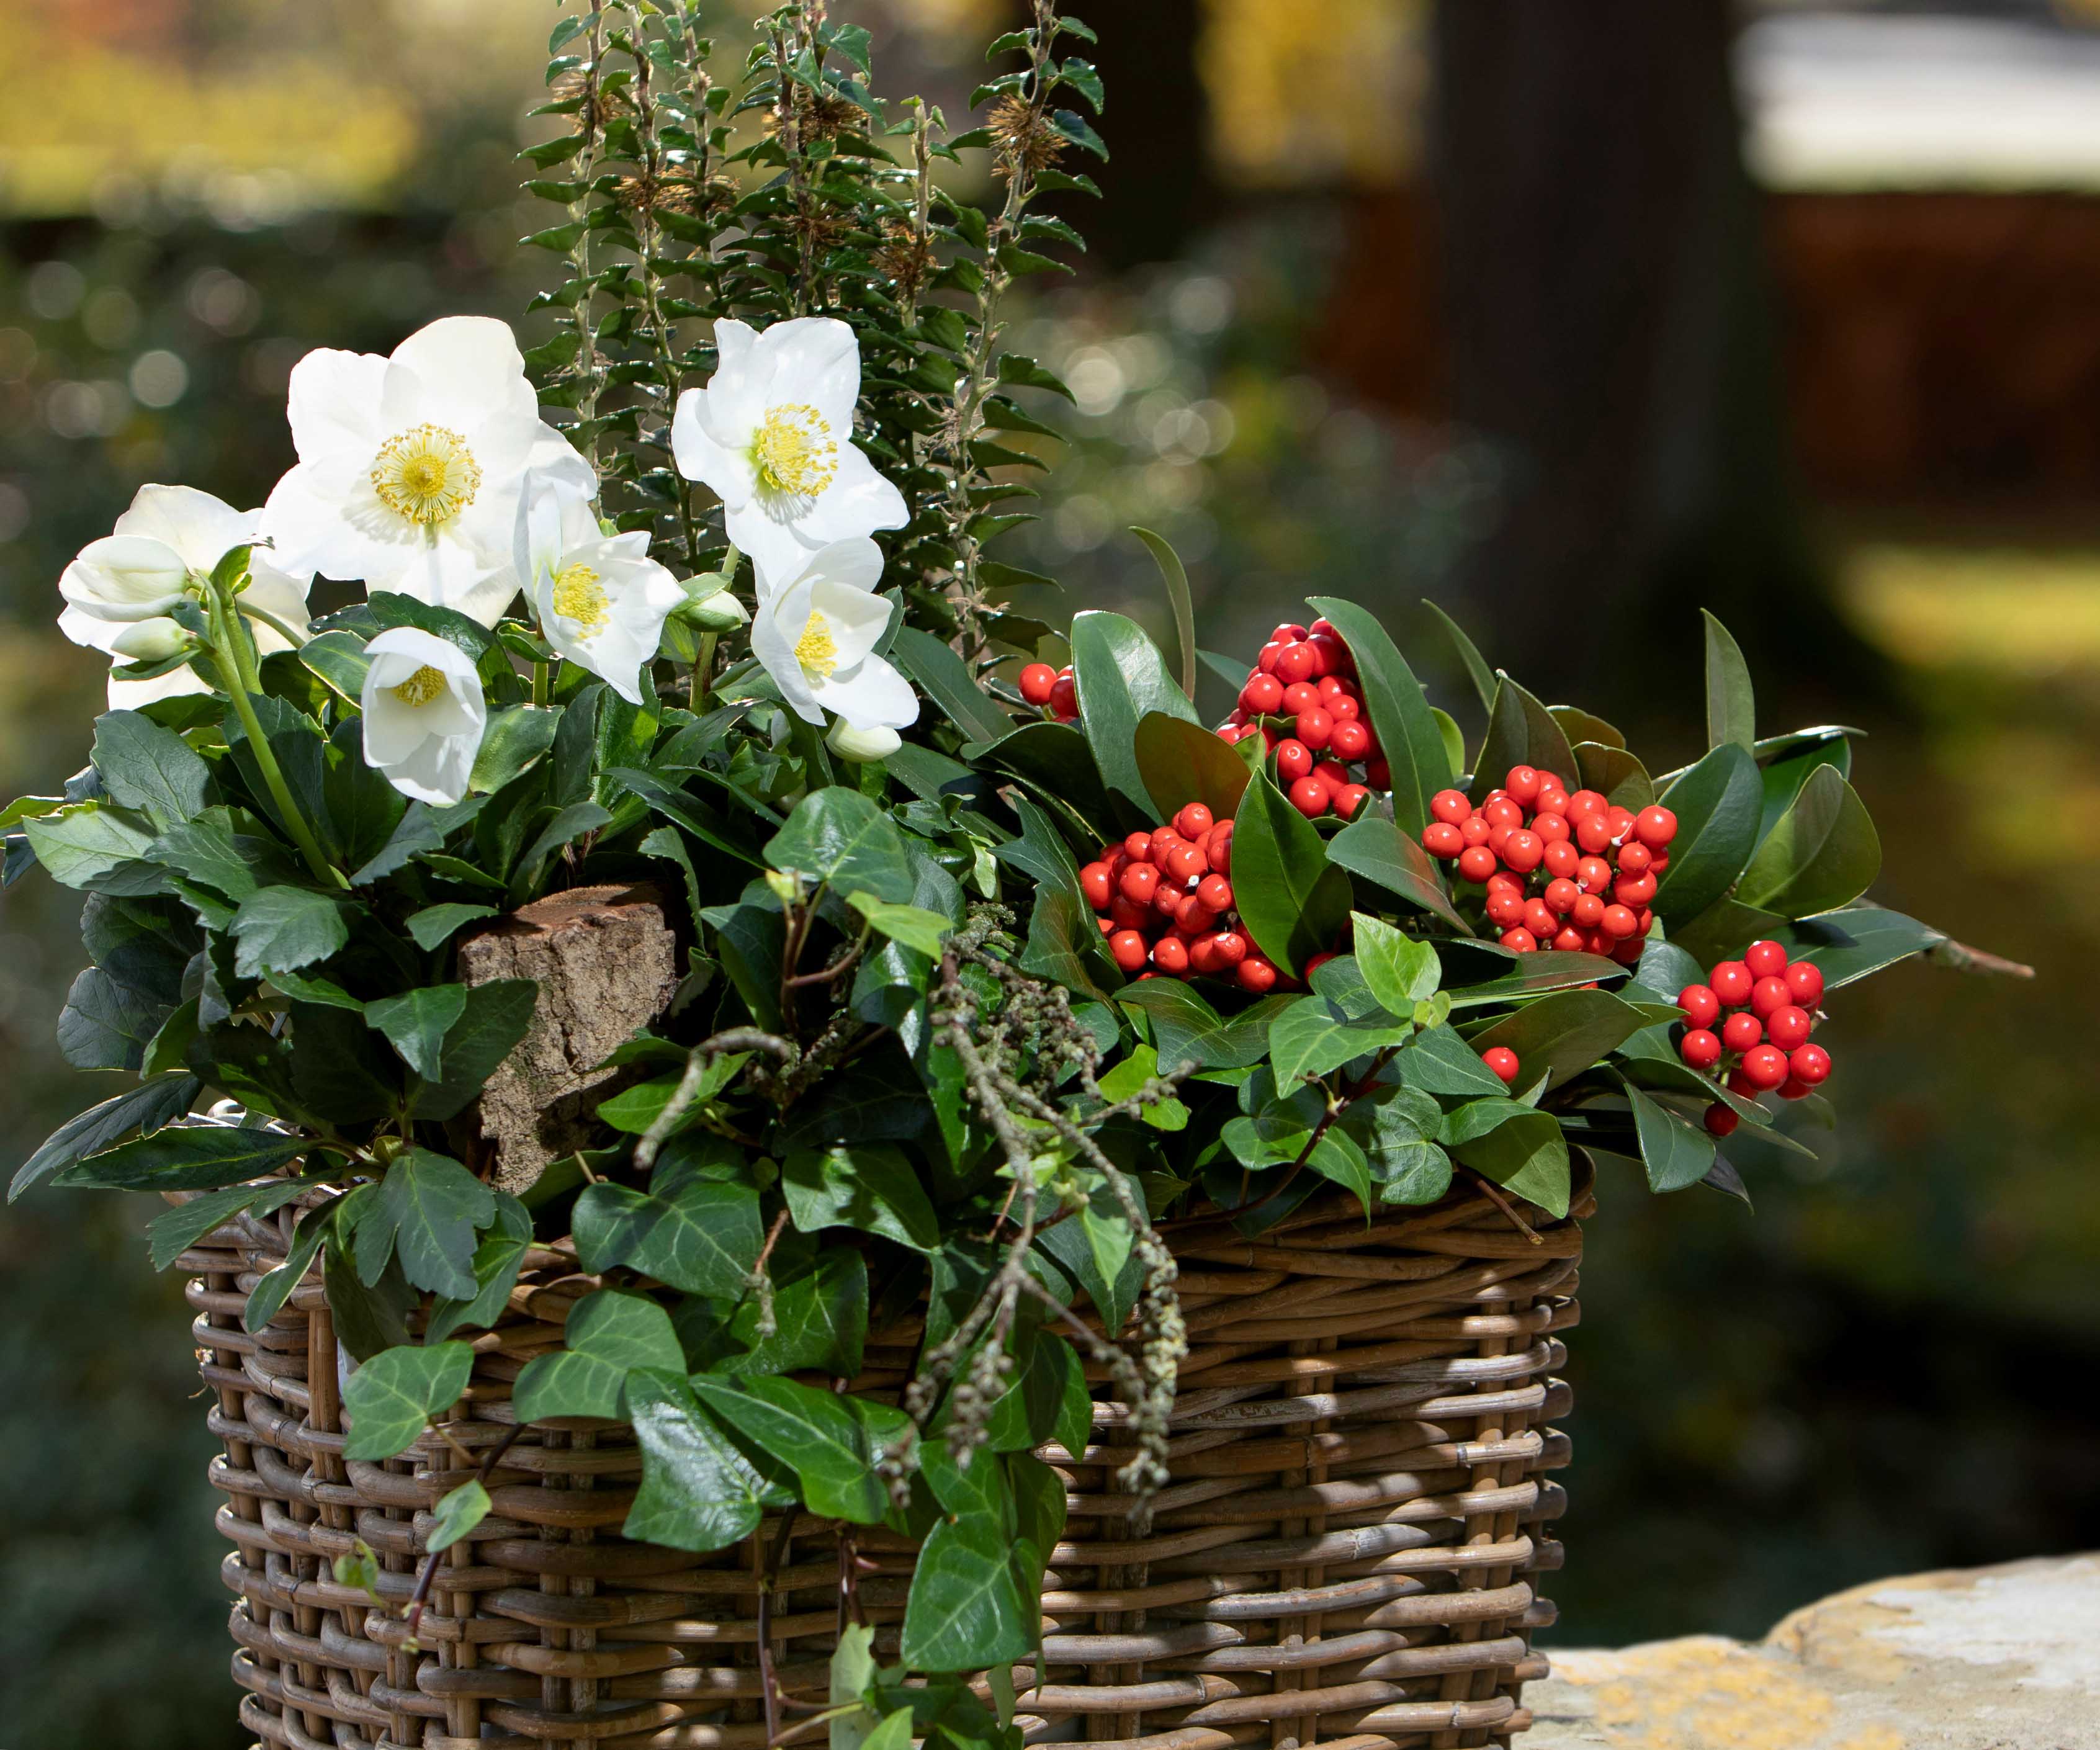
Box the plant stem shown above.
[532,659,550,707]
[210,590,344,889]
[238,601,310,648]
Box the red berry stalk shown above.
[1079,804,1295,992]
[1421,765,1677,963]
[1018,662,1079,724]
[1676,938,1831,1135]
[1217,619,1382,822]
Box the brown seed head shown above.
[987,94,1065,178]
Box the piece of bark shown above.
[455,883,680,1196]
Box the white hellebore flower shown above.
[670,316,907,580]
[516,475,686,707]
[59,483,312,706]
[262,315,593,627]
[359,627,487,805]
[750,539,918,740]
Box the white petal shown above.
[108,662,210,709]
[383,316,537,431]
[792,444,909,546]
[671,390,757,508]
[807,576,889,671]
[761,316,861,426]
[285,346,388,467]
[816,651,918,732]
[61,538,190,619]
[750,578,824,725]
[58,602,119,655]
[799,537,886,595]
[827,720,900,763]
[704,318,775,436]
[725,498,823,584]
[111,484,253,571]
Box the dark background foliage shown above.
[0,2,2093,1743]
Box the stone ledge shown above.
[1526,1551,2100,1749]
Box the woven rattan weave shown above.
[182,1165,1587,1750]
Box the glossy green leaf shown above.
[1421,598,1496,715]
[246,1197,337,1332]
[900,1511,1035,1672]
[1133,711,1250,823]
[1470,673,1577,805]
[1757,733,1852,845]
[1440,949,1623,1007]
[230,887,350,980]
[1734,766,1881,919]
[1326,812,1472,934]
[53,1121,309,1191]
[1628,1083,1718,1193]
[424,1194,534,1342]
[846,892,953,957]
[1352,913,1441,1013]
[91,710,210,827]
[410,978,539,1120]
[1652,742,1762,924]
[1306,596,1452,837]
[782,1145,939,1252]
[573,1170,763,1300]
[766,787,915,904]
[1131,526,1196,699]
[1396,1023,1515,1097]
[1069,609,1198,814]
[622,1369,770,1551]
[364,985,469,1080]
[341,1340,474,1461]
[1445,1102,1569,1218]
[720,1251,869,1379]
[1268,994,1414,1090]
[1464,988,1648,1092]
[1573,742,1654,810]
[1774,905,1945,990]
[1115,980,1291,1072]
[56,967,168,1071]
[1702,610,1756,753]
[145,1172,328,1272]
[427,1479,491,1553]
[468,705,561,795]
[688,1375,900,1525]
[887,626,1013,744]
[1229,771,1352,978]
[355,1148,494,1300]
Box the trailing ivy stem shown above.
[208,586,344,889]
[403,1423,524,1639]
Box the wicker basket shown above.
[181,1164,1588,1750]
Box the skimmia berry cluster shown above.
[1080,805,1295,991]
[1421,766,1679,959]
[1016,660,1079,723]
[1218,619,1384,820]
[1676,940,1832,1135]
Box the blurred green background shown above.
[1,1,2094,1743]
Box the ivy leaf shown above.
[427,1479,491,1553]
[513,1288,685,1424]
[623,1369,770,1551]
[424,1193,534,1342]
[340,1340,475,1462]
[572,1170,763,1297]
[846,892,953,958]
[354,1149,495,1300]
[781,1145,940,1252]
[230,887,350,979]
[900,1512,1035,1672]
[720,1252,869,1379]
[688,1375,901,1525]
[1267,994,1414,1090]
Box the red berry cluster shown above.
[1018,662,1079,724]
[1079,805,1286,992]
[1675,939,1831,1136]
[1421,766,1678,963]
[1218,620,1386,822]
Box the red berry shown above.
[1330,718,1370,761]
[1680,1028,1723,1069]
[1486,891,1527,928]
[1571,892,1605,928]
[1196,874,1234,913]
[1080,862,1113,909]
[1721,1012,1763,1053]
[1778,1075,1811,1100]
[1505,765,1541,804]
[1152,882,1182,917]
[1634,805,1678,848]
[1431,788,1472,826]
[1459,815,1491,847]
[1458,846,1498,884]
[1766,1005,1813,1050]
[1540,877,1577,915]
[1604,805,1636,841]
[1236,956,1277,993]
[1704,1103,1738,1138]
[1314,758,1348,790]
[1613,872,1657,907]
[1500,927,1540,953]
[1281,681,1321,715]
[1365,758,1391,787]
[1726,1068,1758,1097]
[1304,951,1337,979]
[1532,811,1570,845]
[1049,675,1077,717]
[1256,642,1283,675]
[1576,856,1613,894]
[1616,840,1652,876]
[1019,662,1057,704]
[1741,1044,1788,1090]
[1208,825,1234,876]
[1566,789,1607,818]
[1120,863,1159,904]
[1749,976,1790,1020]
[1483,796,1525,831]
[1150,827,1183,864]
[1211,930,1249,967]
[1502,829,1545,874]
[1164,843,1206,884]
[1151,936,1188,976]
[1486,871,1524,900]
[1552,925,1587,953]
[1296,707,1334,751]
[1600,904,1639,940]
[1482,1046,1521,1084]
[1574,812,1614,855]
[1785,961,1824,1007]
[1536,786,1571,817]
[1108,930,1149,972]
[1276,738,1312,782]
[1274,643,1317,683]
[1789,1043,1831,1085]
[1288,775,1330,817]
[1241,672,1284,716]
[1679,984,1720,1028]
[1535,771,1565,797]
[1334,783,1371,820]
[1709,960,1752,1006]
[1744,939,1788,979]
[1543,838,1581,879]
[1423,822,1464,859]
[1123,831,1154,863]
[1272,622,1308,645]
[1177,895,1218,934]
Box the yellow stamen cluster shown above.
[794,609,838,680]
[390,665,449,707]
[370,424,482,526]
[550,562,610,635]
[751,404,839,498]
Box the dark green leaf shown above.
[56,966,168,1071]
[1397,1023,1514,1097]
[1131,527,1196,701]
[355,1148,494,1300]
[1774,905,1945,990]
[902,1514,1034,1672]
[1115,980,1291,1072]
[1652,743,1762,924]
[1352,913,1442,1014]
[1132,711,1250,823]
[1628,1084,1717,1192]
[145,1172,326,1272]
[623,1369,770,1551]
[1326,813,1473,935]
[573,1170,763,1297]
[246,1195,335,1332]
[783,1145,940,1252]
[687,1375,900,1525]
[411,979,539,1120]
[53,1121,309,1191]
[404,903,496,951]
[1422,599,1496,715]
[887,626,1014,745]
[365,985,469,1080]
[1465,988,1647,1092]
[1070,609,1198,815]
[1229,771,1352,979]
[9,1073,198,1201]
[1572,742,1654,810]
[1306,596,1452,838]
[91,710,210,826]
[1702,609,1755,753]
[230,887,349,980]
[1446,1103,1569,1218]
[1268,994,1414,1090]
[424,1194,534,1342]
[766,787,915,904]
[720,1251,868,1380]
[1470,675,1578,805]
[470,706,562,795]
[1734,766,1881,919]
